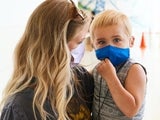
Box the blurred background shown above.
[0,0,160,119]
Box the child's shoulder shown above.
[126,59,147,74]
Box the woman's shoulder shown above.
[1,88,34,120]
[72,65,93,82]
[4,88,33,107]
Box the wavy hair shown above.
[0,0,90,120]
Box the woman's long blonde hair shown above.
[0,0,90,120]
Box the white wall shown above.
[0,0,44,97]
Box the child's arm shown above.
[97,59,146,118]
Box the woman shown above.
[0,0,94,120]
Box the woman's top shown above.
[0,66,94,120]
[92,59,147,120]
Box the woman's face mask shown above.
[95,45,130,66]
[71,42,85,65]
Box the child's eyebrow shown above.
[96,37,106,41]
[111,35,123,39]
[112,35,121,38]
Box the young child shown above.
[90,10,147,120]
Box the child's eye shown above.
[113,38,121,43]
[98,40,105,45]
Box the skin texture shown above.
[68,21,90,51]
[93,25,146,117]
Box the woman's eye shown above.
[78,41,82,44]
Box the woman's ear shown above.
[129,36,135,47]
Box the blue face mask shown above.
[95,45,130,66]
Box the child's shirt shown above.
[92,59,147,120]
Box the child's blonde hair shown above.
[90,9,132,41]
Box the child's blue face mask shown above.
[95,45,130,66]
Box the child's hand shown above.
[96,58,116,80]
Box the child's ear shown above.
[129,36,135,47]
